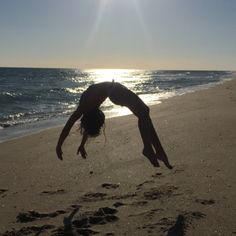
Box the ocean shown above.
[0,68,235,142]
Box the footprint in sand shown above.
[101,183,120,189]
[114,200,149,208]
[53,227,98,236]
[137,217,174,233]
[40,189,66,196]
[70,204,81,209]
[16,210,67,223]
[113,202,126,208]
[81,192,108,202]
[1,225,55,236]
[82,191,137,202]
[130,201,148,207]
[173,168,184,174]
[5,206,118,235]
[0,189,8,198]
[136,180,155,190]
[143,185,179,200]
[109,192,137,200]
[0,189,8,194]
[73,207,118,227]
[195,199,215,205]
[151,173,163,178]
[129,208,163,219]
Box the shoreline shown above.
[0,78,233,144]
[0,78,235,235]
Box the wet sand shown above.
[0,79,236,235]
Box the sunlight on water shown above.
[65,88,79,94]
[69,68,181,118]
[85,69,139,84]
[105,106,132,118]
[84,69,145,117]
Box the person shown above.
[56,81,172,169]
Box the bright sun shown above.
[85,69,133,83]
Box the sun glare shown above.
[86,0,110,48]
[86,0,152,50]
[83,68,138,118]
[85,69,135,83]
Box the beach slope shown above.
[0,80,236,235]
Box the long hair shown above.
[80,108,105,137]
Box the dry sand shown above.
[0,80,236,236]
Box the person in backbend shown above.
[56,81,172,169]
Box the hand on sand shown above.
[56,146,63,160]
[77,146,87,159]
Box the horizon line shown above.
[0,66,235,72]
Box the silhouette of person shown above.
[56,81,172,169]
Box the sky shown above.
[0,0,236,70]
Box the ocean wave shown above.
[0,91,22,98]
[0,109,64,128]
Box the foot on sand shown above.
[157,154,173,169]
[143,149,160,167]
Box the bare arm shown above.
[77,133,88,159]
[56,108,83,160]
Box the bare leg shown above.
[138,117,160,167]
[109,86,171,168]
[148,118,173,169]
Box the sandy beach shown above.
[0,79,235,236]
